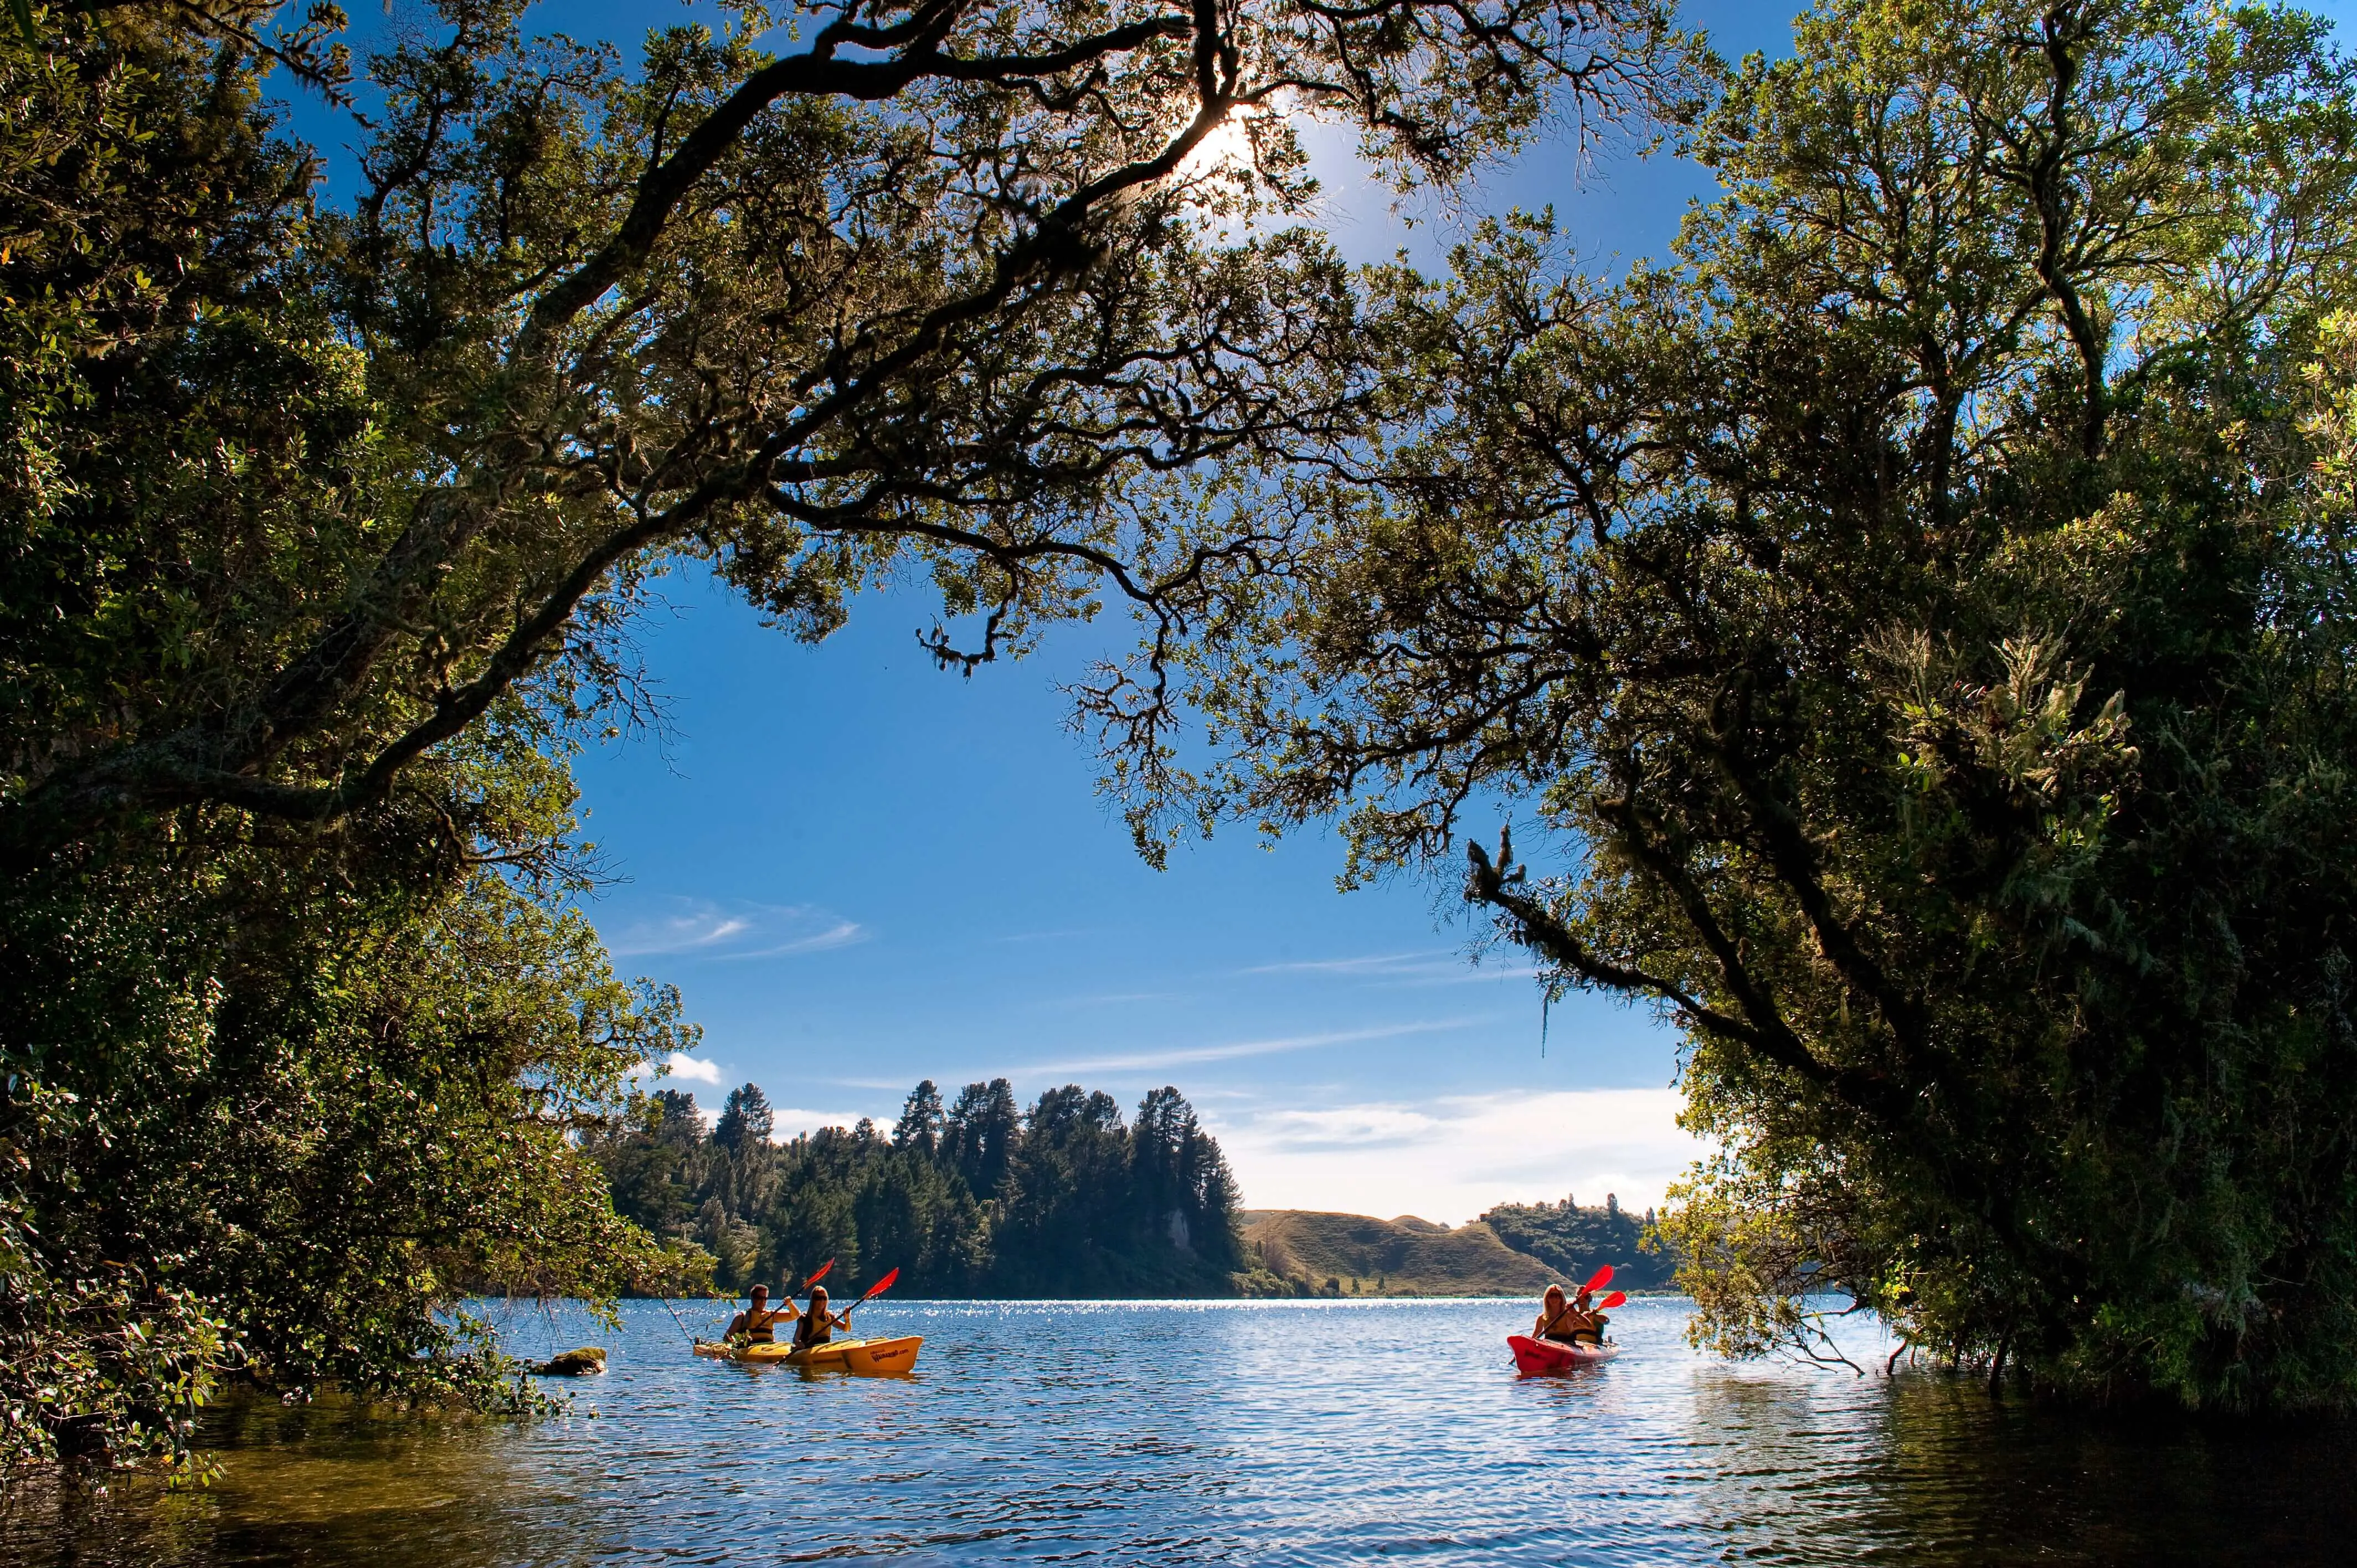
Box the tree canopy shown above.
[1145,0,2357,1408]
[2,0,1684,854]
[0,0,1674,1470]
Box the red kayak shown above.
[1509,1333,1619,1375]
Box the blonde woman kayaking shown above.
[792,1284,855,1351]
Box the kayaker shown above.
[792,1284,854,1351]
[1577,1286,1611,1345]
[1535,1283,1604,1345]
[724,1284,797,1343]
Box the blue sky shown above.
[299,1,2357,1222]
[554,0,1783,1223]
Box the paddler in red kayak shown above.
[1534,1283,1607,1346]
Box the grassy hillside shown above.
[1238,1210,1557,1297]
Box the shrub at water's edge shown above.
[588,1080,1245,1298]
[2,824,701,1473]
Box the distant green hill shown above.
[1236,1196,1680,1297]
[1478,1194,1678,1292]
[1238,1210,1556,1296]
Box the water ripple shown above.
[8,1298,2357,1565]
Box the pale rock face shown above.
[1166,1209,1192,1252]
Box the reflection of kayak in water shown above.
[1509,1334,1618,1375]
[693,1335,923,1374]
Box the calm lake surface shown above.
[9,1296,2357,1566]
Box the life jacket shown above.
[735,1302,790,1342]
[1537,1301,1591,1344]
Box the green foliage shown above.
[1480,1192,1674,1292]
[590,1079,1244,1297]
[0,796,698,1468]
[0,0,1681,852]
[1140,0,2357,1409]
[0,1077,230,1469]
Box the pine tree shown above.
[943,1079,1020,1197]
[714,1083,774,1153]
[894,1080,945,1155]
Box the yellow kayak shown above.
[692,1334,923,1374]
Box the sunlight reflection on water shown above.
[8,1297,2357,1566]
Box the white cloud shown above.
[770,1107,881,1142]
[1017,1018,1483,1078]
[604,898,867,961]
[1210,1088,1708,1226]
[661,1050,725,1085]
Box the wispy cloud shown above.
[1038,990,1187,1009]
[1017,1018,1483,1079]
[711,920,864,960]
[604,898,868,961]
[1243,950,1537,988]
[1211,1087,1708,1225]
[1403,964,1540,987]
[1244,949,1453,976]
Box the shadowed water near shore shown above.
[7,1298,2356,1565]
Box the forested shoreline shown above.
[1480,1196,1673,1294]
[589,1080,1248,1297]
[587,1080,1664,1302]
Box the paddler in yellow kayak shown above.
[723,1283,797,1344]
[790,1283,855,1352]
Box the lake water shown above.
[8,1297,2357,1565]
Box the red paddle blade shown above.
[1598,1291,1627,1309]
[1581,1265,1614,1293]
[805,1258,835,1289]
[858,1266,900,1303]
